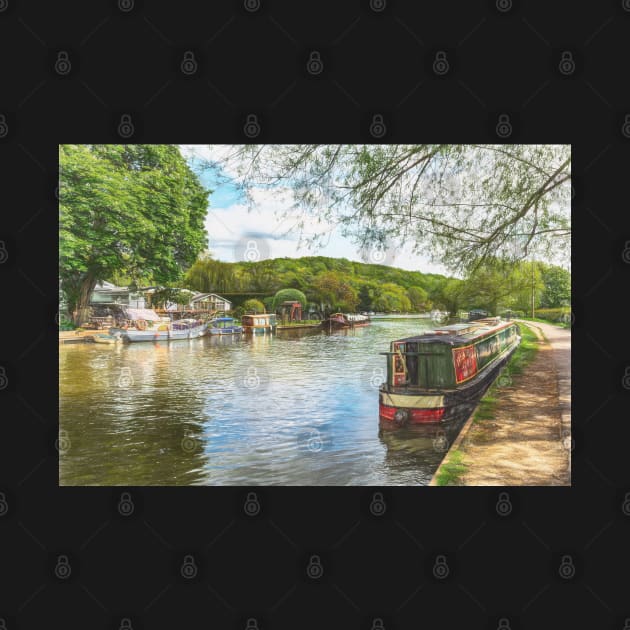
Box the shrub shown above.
[534,307,571,323]
[241,299,265,313]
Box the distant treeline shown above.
[182,255,570,315]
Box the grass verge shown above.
[435,450,467,486]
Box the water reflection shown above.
[59,318,470,485]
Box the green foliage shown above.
[539,265,571,308]
[241,298,265,313]
[435,450,467,486]
[150,287,195,308]
[60,144,209,322]
[531,307,571,323]
[272,288,307,311]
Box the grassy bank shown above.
[434,323,540,486]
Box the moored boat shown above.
[241,313,277,334]
[208,317,243,335]
[379,318,520,426]
[120,318,207,342]
[323,312,370,329]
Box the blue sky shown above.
[182,145,450,275]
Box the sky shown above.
[180,145,451,276]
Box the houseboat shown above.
[241,313,277,334]
[208,317,243,335]
[324,313,370,330]
[379,318,520,426]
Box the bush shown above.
[241,299,265,313]
[534,307,571,323]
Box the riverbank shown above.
[431,321,570,486]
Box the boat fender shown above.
[136,319,147,330]
[394,408,409,426]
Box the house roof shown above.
[190,293,232,303]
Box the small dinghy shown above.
[93,333,119,344]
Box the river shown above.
[59,317,471,486]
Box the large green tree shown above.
[60,145,209,323]
[204,144,570,271]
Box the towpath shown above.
[432,321,571,486]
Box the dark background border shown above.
[1,1,629,628]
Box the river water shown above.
[59,317,471,486]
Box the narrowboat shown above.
[241,313,277,334]
[379,318,520,426]
[324,313,370,329]
[208,317,243,335]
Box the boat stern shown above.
[378,390,446,425]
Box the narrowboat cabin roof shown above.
[212,317,234,322]
[393,318,513,346]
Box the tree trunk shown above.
[72,273,97,325]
